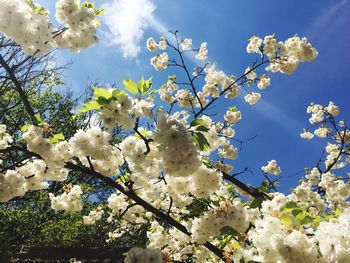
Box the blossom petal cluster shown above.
[0,0,101,57]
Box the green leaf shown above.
[116,172,130,183]
[96,97,110,106]
[291,208,303,217]
[24,0,35,9]
[228,106,237,112]
[196,125,209,132]
[299,215,313,225]
[134,129,148,139]
[168,75,176,81]
[220,226,239,236]
[35,6,48,15]
[250,197,265,208]
[49,137,59,143]
[248,35,258,41]
[94,8,104,16]
[284,201,298,209]
[192,132,210,151]
[82,1,94,9]
[335,207,342,217]
[148,89,158,95]
[123,79,138,94]
[53,134,65,141]
[190,118,207,127]
[93,87,112,99]
[202,156,211,167]
[80,101,101,113]
[34,114,46,126]
[21,124,30,132]
[137,77,152,93]
[280,214,293,226]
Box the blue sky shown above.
[41,0,350,192]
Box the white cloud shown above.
[102,0,156,59]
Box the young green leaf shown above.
[123,79,138,94]
[190,118,207,127]
[192,132,210,151]
[93,87,112,99]
[111,89,123,99]
[94,8,104,16]
[53,134,65,141]
[80,101,101,113]
[21,124,30,132]
[250,196,265,208]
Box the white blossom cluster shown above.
[196,42,208,60]
[257,75,271,89]
[119,136,161,187]
[271,36,318,74]
[307,101,340,124]
[49,185,83,213]
[0,170,27,202]
[191,200,249,244]
[180,38,193,51]
[300,129,314,140]
[0,0,101,57]
[146,37,167,52]
[147,36,207,72]
[203,64,233,99]
[158,78,178,104]
[55,0,99,52]
[154,113,202,177]
[147,221,192,262]
[0,124,12,150]
[83,208,104,225]
[247,34,318,74]
[69,127,124,176]
[124,247,164,263]
[3,25,350,263]
[150,53,169,71]
[227,184,350,263]
[147,37,169,71]
[98,91,154,129]
[244,92,261,105]
[224,108,241,124]
[261,159,282,175]
[0,0,54,57]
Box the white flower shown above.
[0,170,27,202]
[158,37,167,50]
[247,36,262,54]
[125,247,164,263]
[151,53,169,71]
[245,67,257,80]
[83,208,104,225]
[244,92,261,105]
[314,127,331,138]
[266,35,317,74]
[49,185,83,213]
[196,42,208,60]
[224,110,241,124]
[55,0,99,52]
[180,38,192,51]
[257,75,270,89]
[300,130,314,140]
[146,37,158,52]
[261,160,281,175]
[263,35,277,55]
[0,124,12,150]
[326,101,340,116]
